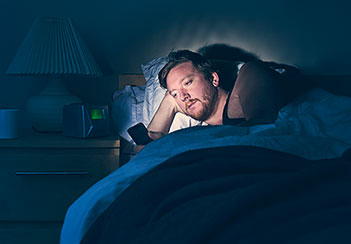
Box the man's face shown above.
[166,62,218,121]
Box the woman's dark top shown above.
[222,91,246,125]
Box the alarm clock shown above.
[63,103,110,138]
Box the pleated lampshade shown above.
[7,16,102,132]
[7,16,102,76]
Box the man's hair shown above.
[158,50,214,89]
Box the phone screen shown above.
[127,123,153,145]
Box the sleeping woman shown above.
[143,48,306,145]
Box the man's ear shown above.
[212,72,220,87]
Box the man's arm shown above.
[147,93,182,140]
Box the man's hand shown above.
[134,145,145,154]
[133,131,165,154]
[147,93,183,136]
[163,92,183,113]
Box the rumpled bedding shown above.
[60,89,351,244]
[81,146,351,244]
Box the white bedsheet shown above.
[60,89,351,244]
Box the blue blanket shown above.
[81,146,351,243]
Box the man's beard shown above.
[185,84,218,121]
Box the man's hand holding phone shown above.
[127,123,153,145]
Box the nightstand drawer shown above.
[0,147,119,221]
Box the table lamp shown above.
[7,16,102,132]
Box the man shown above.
[145,49,294,142]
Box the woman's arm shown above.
[147,93,182,140]
[231,61,287,125]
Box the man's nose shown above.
[179,90,190,102]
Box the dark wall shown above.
[1,0,351,127]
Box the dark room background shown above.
[1,0,350,128]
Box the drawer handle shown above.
[16,171,89,176]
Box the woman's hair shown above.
[198,44,261,92]
[197,43,260,63]
[158,50,214,89]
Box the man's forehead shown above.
[170,62,195,75]
[166,62,196,86]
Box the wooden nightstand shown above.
[0,130,120,244]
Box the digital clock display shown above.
[90,109,104,120]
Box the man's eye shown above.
[184,80,192,86]
[171,92,178,98]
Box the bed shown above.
[60,58,351,244]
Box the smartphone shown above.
[127,123,153,145]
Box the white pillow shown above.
[141,57,168,126]
[141,57,203,132]
[111,85,145,143]
[170,113,205,133]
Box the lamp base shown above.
[26,78,82,132]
